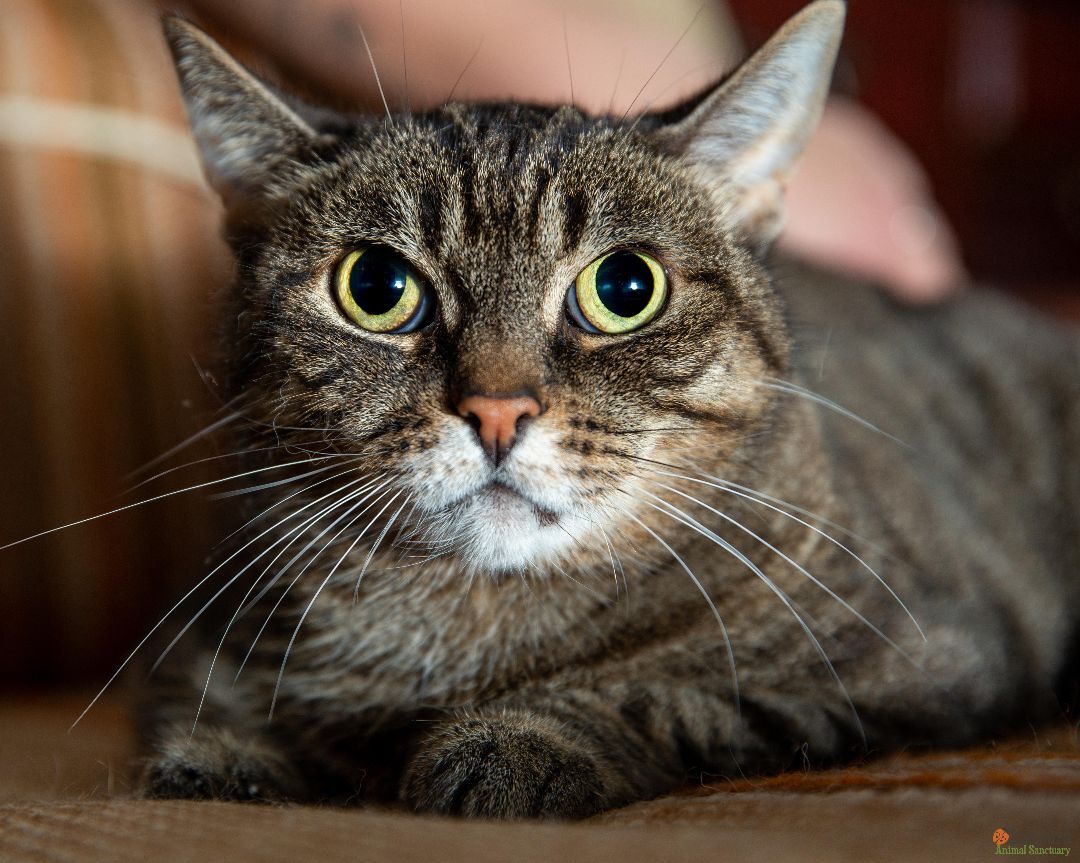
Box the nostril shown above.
[462,410,482,434]
[455,392,544,464]
[514,403,540,435]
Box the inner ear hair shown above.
[163,15,327,209]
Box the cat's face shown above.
[246,109,783,572]
[165,2,843,574]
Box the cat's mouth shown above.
[419,476,583,572]
[483,482,561,527]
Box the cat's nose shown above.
[456,392,542,465]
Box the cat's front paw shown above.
[139,725,304,803]
[401,713,610,819]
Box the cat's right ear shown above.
[163,17,326,209]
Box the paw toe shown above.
[402,715,607,819]
[139,728,302,803]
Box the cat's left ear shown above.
[653,0,845,247]
[163,16,328,210]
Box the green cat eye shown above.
[567,250,668,334]
[334,246,430,333]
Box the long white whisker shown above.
[352,491,412,600]
[761,378,909,448]
[150,474,379,677]
[211,461,349,499]
[269,489,408,719]
[65,468,366,730]
[652,465,924,641]
[125,441,348,495]
[387,497,426,567]
[620,503,739,713]
[388,546,456,571]
[399,0,410,114]
[643,481,912,662]
[644,494,866,745]
[188,476,389,731]
[234,475,395,621]
[218,464,365,545]
[232,479,397,685]
[679,463,882,549]
[596,522,622,601]
[126,409,243,480]
[630,451,917,634]
[2,457,334,552]
[358,19,392,123]
[559,564,610,604]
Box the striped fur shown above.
[137,6,1079,818]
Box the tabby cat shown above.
[138,1,1080,817]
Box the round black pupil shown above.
[595,253,654,318]
[349,248,409,316]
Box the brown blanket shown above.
[1,694,1076,862]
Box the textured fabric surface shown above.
[0,792,1073,863]
[0,695,1077,862]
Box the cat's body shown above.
[140,4,1079,816]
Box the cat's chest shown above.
[266,565,611,712]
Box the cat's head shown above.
[164,2,843,575]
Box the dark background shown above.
[732,0,1080,316]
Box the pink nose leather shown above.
[456,394,542,464]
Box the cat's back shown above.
[775,260,1080,673]
[777,260,1080,471]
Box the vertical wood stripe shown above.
[0,0,231,685]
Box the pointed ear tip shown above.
[161,14,211,59]
[161,14,193,40]
[804,0,847,27]
[780,1,845,53]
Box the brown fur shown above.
[137,3,1079,818]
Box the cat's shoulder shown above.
[773,256,1078,365]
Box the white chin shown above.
[441,487,575,573]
